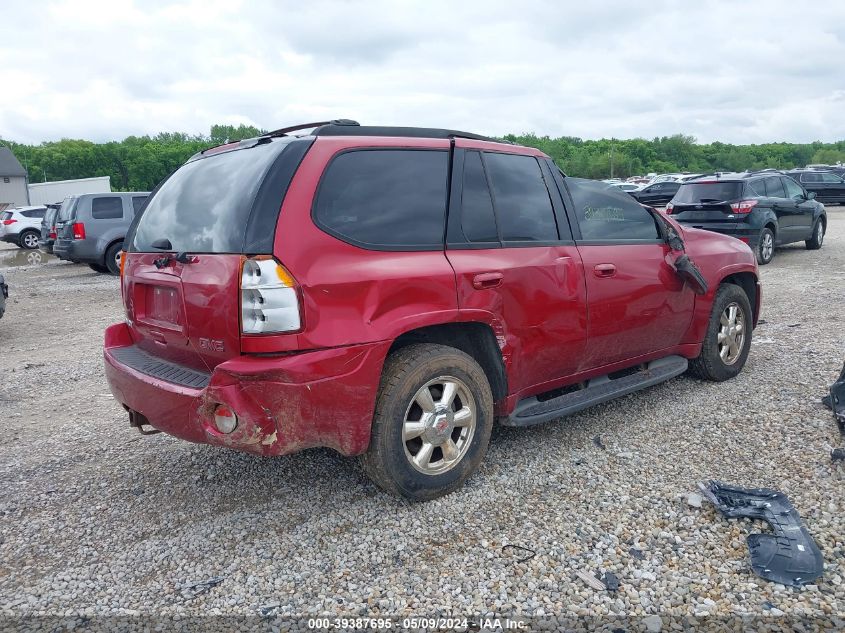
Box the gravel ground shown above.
[0,214,843,630]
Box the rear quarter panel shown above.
[264,136,460,353]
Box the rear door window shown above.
[91,197,124,219]
[483,152,558,242]
[800,173,820,183]
[764,177,786,198]
[314,149,448,249]
[459,151,498,243]
[782,177,804,199]
[821,173,843,183]
[565,178,660,241]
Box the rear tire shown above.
[756,227,775,265]
[805,219,824,250]
[19,230,39,250]
[360,343,494,501]
[688,284,753,382]
[105,242,123,276]
[88,263,109,273]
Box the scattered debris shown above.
[832,448,845,463]
[501,544,535,564]
[259,601,281,616]
[181,576,225,596]
[575,569,606,591]
[757,319,767,325]
[592,435,606,451]
[629,547,645,560]
[822,362,845,434]
[686,492,703,508]
[786,323,802,328]
[599,571,620,592]
[699,481,823,586]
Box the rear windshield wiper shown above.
[150,238,195,267]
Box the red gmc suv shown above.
[104,120,761,500]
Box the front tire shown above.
[688,284,753,381]
[805,219,824,250]
[360,343,493,501]
[756,227,775,265]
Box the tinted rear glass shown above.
[460,151,498,243]
[44,208,58,224]
[1,212,11,221]
[313,149,448,249]
[58,198,78,221]
[484,152,558,242]
[673,182,743,203]
[131,141,285,253]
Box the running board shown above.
[503,356,688,427]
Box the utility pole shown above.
[610,142,614,179]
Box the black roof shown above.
[0,147,26,177]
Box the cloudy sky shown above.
[2,0,844,145]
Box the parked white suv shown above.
[0,206,47,249]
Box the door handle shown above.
[593,263,617,278]
[472,272,503,289]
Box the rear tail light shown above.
[213,404,238,434]
[665,202,674,214]
[729,200,758,214]
[72,222,86,239]
[49,228,57,239]
[2,219,16,225]
[240,257,301,334]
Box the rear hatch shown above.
[41,207,59,241]
[0,211,12,237]
[667,181,746,221]
[123,135,313,372]
[54,197,79,243]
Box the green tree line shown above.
[2,125,845,191]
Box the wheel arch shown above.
[388,322,508,403]
[102,237,126,264]
[719,271,759,325]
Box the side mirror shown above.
[807,191,816,200]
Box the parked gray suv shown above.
[53,192,149,274]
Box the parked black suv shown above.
[785,170,845,205]
[665,171,826,265]
[629,181,681,206]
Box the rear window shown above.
[91,197,124,219]
[132,141,288,253]
[314,149,448,249]
[673,182,744,203]
[58,198,78,221]
[1,212,11,221]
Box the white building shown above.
[28,176,111,205]
[0,147,29,210]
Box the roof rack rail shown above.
[262,119,360,138]
[744,168,784,175]
[312,124,510,144]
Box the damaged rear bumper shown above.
[103,322,389,457]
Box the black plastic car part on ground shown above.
[665,172,826,265]
[0,274,7,319]
[822,362,845,435]
[699,480,823,586]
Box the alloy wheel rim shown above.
[717,302,746,365]
[761,233,773,261]
[817,222,824,245]
[24,234,38,248]
[402,376,476,475]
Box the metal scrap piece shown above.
[822,362,845,434]
[699,480,823,587]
